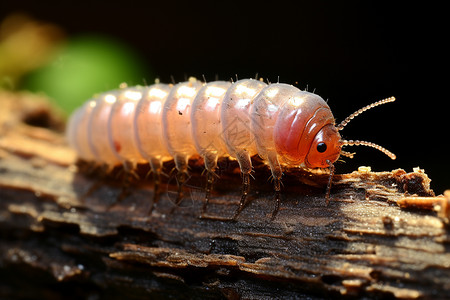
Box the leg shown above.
[232,150,253,220]
[175,170,188,205]
[148,158,162,213]
[232,172,250,220]
[267,151,283,220]
[173,154,189,206]
[200,152,219,218]
[117,160,137,202]
[200,171,215,217]
[80,162,107,200]
[271,178,281,220]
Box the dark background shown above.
[1,1,446,194]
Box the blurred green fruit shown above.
[22,35,151,114]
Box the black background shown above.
[1,1,446,193]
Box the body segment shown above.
[250,83,302,180]
[88,91,121,166]
[219,79,268,180]
[162,78,203,172]
[134,83,172,173]
[108,87,147,169]
[191,81,231,171]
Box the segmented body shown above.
[67,77,339,177]
[67,77,395,218]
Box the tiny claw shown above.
[169,171,188,214]
[270,178,282,220]
[200,171,215,218]
[232,172,250,220]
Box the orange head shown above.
[305,124,342,168]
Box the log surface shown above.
[0,91,449,299]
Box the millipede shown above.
[66,77,396,219]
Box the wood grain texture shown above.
[0,91,448,299]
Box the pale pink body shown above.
[66,77,400,219]
[66,78,337,180]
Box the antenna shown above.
[337,96,395,131]
[341,139,396,160]
[337,96,397,160]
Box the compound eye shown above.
[317,142,327,153]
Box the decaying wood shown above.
[0,91,449,299]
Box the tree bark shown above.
[0,91,448,299]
